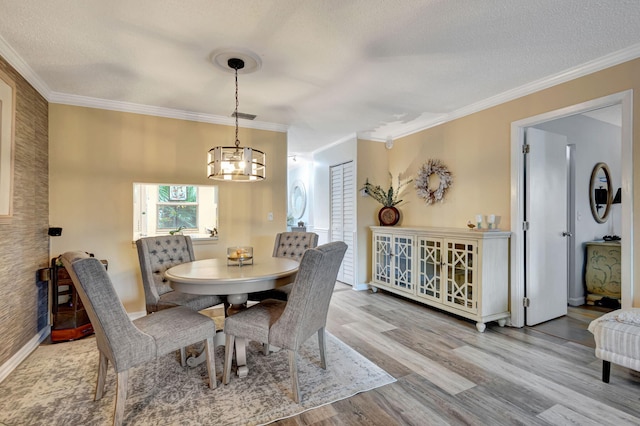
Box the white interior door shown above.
[525,127,569,326]
[330,161,355,285]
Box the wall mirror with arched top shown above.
[589,162,612,223]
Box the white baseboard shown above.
[352,282,370,291]
[568,297,586,307]
[0,327,50,383]
[1,310,146,384]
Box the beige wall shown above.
[356,139,389,284]
[49,105,287,313]
[364,58,640,306]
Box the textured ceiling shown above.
[1,0,640,155]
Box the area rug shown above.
[0,332,395,426]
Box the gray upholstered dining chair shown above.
[249,231,319,302]
[273,231,319,260]
[222,241,347,403]
[60,251,218,426]
[137,235,226,365]
[136,235,225,313]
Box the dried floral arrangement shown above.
[362,173,413,207]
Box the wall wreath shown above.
[415,159,453,204]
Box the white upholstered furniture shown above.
[588,308,640,383]
[222,241,347,403]
[60,251,217,426]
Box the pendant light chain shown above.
[234,65,240,148]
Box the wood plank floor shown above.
[275,284,640,425]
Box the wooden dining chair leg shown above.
[318,327,327,369]
[288,350,300,403]
[204,337,216,388]
[222,334,235,385]
[114,370,129,426]
[95,351,108,400]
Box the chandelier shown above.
[208,58,266,182]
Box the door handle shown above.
[562,231,573,237]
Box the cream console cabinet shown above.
[371,226,511,332]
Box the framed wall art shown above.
[0,69,16,223]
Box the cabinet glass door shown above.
[417,237,442,301]
[393,235,414,292]
[444,240,476,312]
[373,233,392,284]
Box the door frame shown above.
[509,90,634,328]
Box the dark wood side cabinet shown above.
[50,257,107,342]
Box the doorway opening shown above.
[509,90,633,328]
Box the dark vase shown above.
[378,206,400,226]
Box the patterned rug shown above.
[0,333,395,425]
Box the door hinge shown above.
[522,144,530,154]
[522,221,529,231]
[523,297,530,308]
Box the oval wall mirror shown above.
[589,162,612,223]
[289,180,306,219]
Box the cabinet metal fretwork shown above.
[371,227,511,332]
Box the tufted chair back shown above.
[137,235,224,314]
[136,235,196,312]
[272,232,319,261]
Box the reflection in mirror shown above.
[589,162,612,224]
[133,183,218,240]
[289,179,306,219]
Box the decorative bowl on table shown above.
[227,246,253,266]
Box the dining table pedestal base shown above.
[165,257,299,378]
[226,293,249,316]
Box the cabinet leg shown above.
[497,318,506,327]
[476,322,486,333]
[371,286,378,293]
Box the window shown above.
[133,183,218,240]
[157,185,198,230]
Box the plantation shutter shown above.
[330,161,355,285]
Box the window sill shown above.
[132,234,219,244]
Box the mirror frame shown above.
[289,179,306,219]
[589,162,613,223]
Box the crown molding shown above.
[48,92,288,133]
[311,132,357,155]
[386,42,640,141]
[0,35,51,97]
[2,33,639,142]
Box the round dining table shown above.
[164,256,299,375]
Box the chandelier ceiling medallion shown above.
[208,56,265,182]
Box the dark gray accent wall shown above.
[0,55,49,366]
